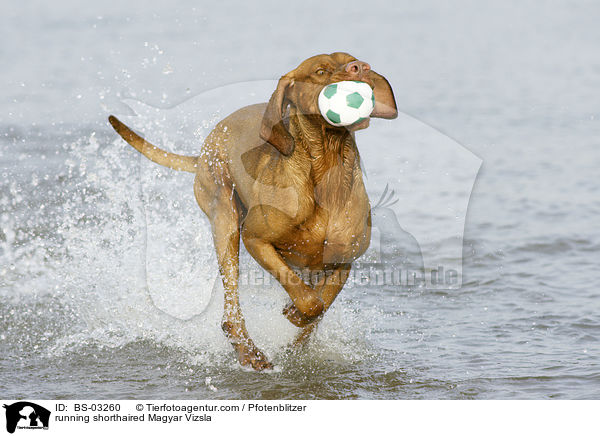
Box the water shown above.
[1,0,600,399]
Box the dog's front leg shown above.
[285,263,352,331]
[242,231,325,320]
[210,199,273,371]
[290,264,352,346]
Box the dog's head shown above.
[260,52,397,156]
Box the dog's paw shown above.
[283,302,319,328]
[236,344,274,371]
[292,291,324,319]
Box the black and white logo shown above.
[3,402,50,433]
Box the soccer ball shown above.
[318,81,375,127]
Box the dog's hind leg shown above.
[197,180,273,371]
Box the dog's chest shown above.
[276,180,371,268]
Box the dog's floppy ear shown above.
[369,70,398,119]
[260,75,295,156]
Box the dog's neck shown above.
[289,111,361,209]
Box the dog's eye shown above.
[315,68,327,76]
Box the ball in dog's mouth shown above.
[318,81,375,127]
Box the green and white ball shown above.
[318,81,375,127]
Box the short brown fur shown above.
[109,52,397,370]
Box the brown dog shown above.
[108,52,397,370]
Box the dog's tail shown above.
[108,115,198,173]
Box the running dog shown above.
[108,52,397,370]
